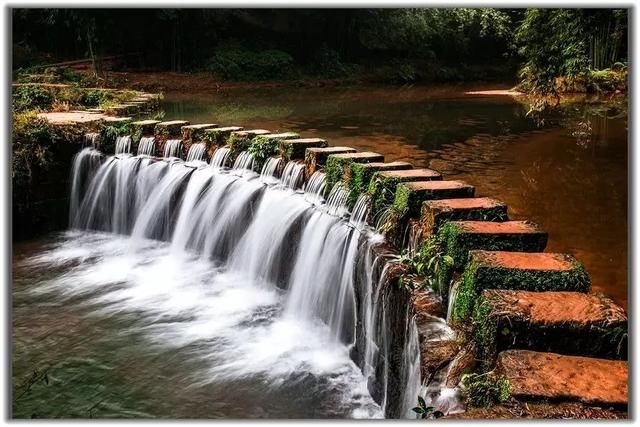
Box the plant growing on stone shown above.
[412,396,442,419]
[248,135,279,169]
[461,372,511,408]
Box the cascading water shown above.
[280,161,305,190]
[210,147,231,168]
[164,139,183,158]
[38,144,426,418]
[84,132,101,148]
[186,143,207,162]
[115,135,132,155]
[138,136,156,156]
[304,171,327,205]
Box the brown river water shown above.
[12,84,627,419]
[161,85,628,308]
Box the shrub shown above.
[461,372,511,408]
[207,42,294,81]
[12,85,54,112]
[79,89,113,107]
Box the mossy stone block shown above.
[474,290,627,371]
[452,250,591,323]
[325,152,384,195]
[348,161,412,208]
[204,126,244,147]
[420,197,509,237]
[248,132,300,170]
[368,168,442,220]
[439,221,548,271]
[304,146,356,179]
[393,180,475,218]
[279,138,327,161]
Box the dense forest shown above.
[13,8,628,93]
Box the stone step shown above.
[451,251,591,322]
[474,290,627,368]
[439,220,548,269]
[420,197,509,236]
[155,120,190,137]
[325,152,385,192]
[279,138,327,160]
[226,129,271,156]
[393,180,475,218]
[247,132,300,169]
[496,350,628,407]
[131,119,161,137]
[368,168,443,219]
[204,126,244,146]
[304,146,356,179]
[181,124,218,145]
[347,161,413,208]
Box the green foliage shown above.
[247,135,280,169]
[399,237,454,293]
[207,42,295,81]
[12,85,53,112]
[412,395,443,419]
[79,89,112,107]
[461,372,511,408]
[101,121,132,146]
[516,9,628,95]
[470,294,498,370]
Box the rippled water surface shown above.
[161,85,628,307]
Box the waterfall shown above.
[233,151,255,172]
[325,182,350,217]
[69,147,103,225]
[281,161,305,190]
[115,135,132,155]
[164,139,183,158]
[186,143,207,162]
[211,147,231,169]
[138,137,156,156]
[67,147,421,418]
[84,132,100,148]
[304,171,326,205]
[260,157,283,183]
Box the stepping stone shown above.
[131,120,161,137]
[155,120,190,137]
[104,105,130,116]
[225,129,272,158]
[347,161,413,208]
[393,180,475,218]
[325,152,385,192]
[473,290,626,367]
[247,132,300,169]
[496,350,628,407]
[279,138,328,160]
[421,197,509,236]
[103,116,131,123]
[181,123,218,144]
[204,126,244,146]
[119,103,141,114]
[304,146,356,179]
[231,129,271,138]
[451,251,591,322]
[368,168,443,218]
[439,220,548,269]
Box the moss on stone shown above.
[227,133,253,158]
[325,155,350,194]
[367,172,404,218]
[471,294,499,371]
[348,162,373,208]
[246,133,298,170]
[204,128,231,147]
[461,371,511,407]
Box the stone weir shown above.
[74,119,628,419]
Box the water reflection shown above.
[161,87,627,308]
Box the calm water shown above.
[160,85,628,308]
[12,84,627,418]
